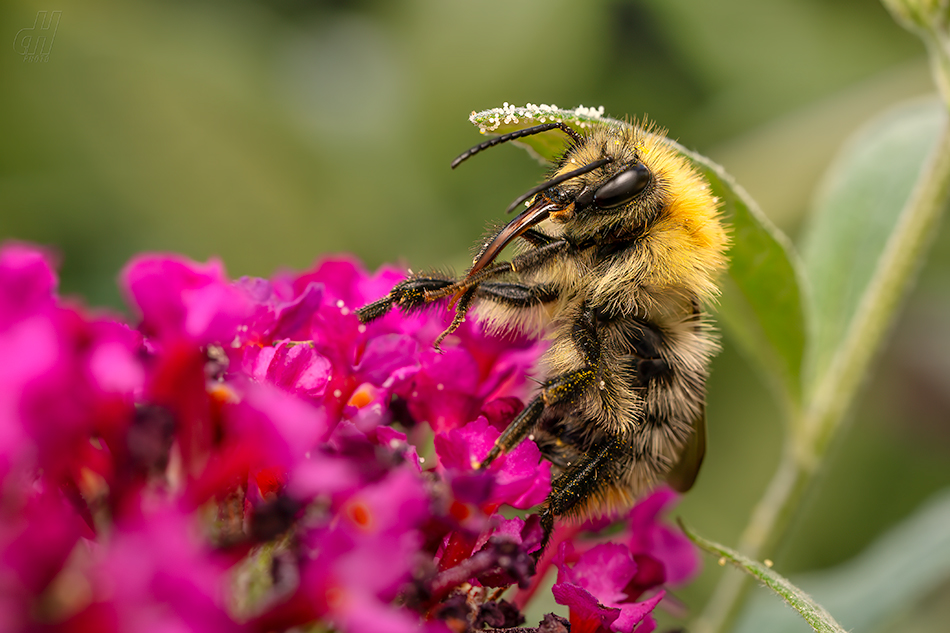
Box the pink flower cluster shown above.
[0,242,699,633]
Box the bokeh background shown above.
[3,0,949,630]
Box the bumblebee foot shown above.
[534,510,555,560]
[356,295,395,323]
[432,286,477,352]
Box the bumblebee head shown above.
[453,120,713,279]
[536,124,699,240]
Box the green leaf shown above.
[680,520,848,633]
[468,104,807,411]
[733,488,950,633]
[469,103,619,163]
[800,98,945,396]
[675,146,808,413]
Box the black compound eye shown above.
[593,163,650,209]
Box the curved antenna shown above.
[505,157,612,214]
[450,122,584,169]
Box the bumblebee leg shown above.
[357,235,566,321]
[519,228,560,248]
[480,367,597,467]
[480,304,600,467]
[475,282,559,307]
[481,399,545,467]
[433,286,477,351]
[538,435,626,551]
[356,275,456,323]
[422,238,571,302]
[430,280,559,351]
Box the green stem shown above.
[804,117,950,455]
[693,107,950,633]
[925,35,950,107]
[691,442,811,633]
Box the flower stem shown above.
[691,442,811,633]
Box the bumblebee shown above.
[358,111,728,549]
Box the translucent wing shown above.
[665,408,707,493]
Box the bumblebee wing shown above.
[665,408,707,493]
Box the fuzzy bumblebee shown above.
[358,107,728,550]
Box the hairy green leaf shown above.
[468,103,617,163]
[676,146,808,413]
[681,521,847,633]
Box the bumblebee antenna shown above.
[451,122,584,169]
[505,158,612,214]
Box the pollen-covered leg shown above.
[358,238,568,329]
[480,304,601,468]
[538,435,626,551]
[433,286,477,352]
[480,366,599,468]
[359,238,571,346]
[356,275,456,323]
[431,278,557,351]
[472,282,559,336]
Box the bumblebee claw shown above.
[479,444,502,469]
[432,286,477,351]
[432,324,453,352]
[536,511,555,556]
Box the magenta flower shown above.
[0,241,703,633]
[624,487,700,586]
[234,260,423,435]
[0,486,88,631]
[74,505,244,633]
[435,416,550,510]
[186,380,328,508]
[0,242,57,328]
[393,321,543,435]
[242,341,332,400]
[254,465,433,632]
[552,542,664,633]
[122,254,253,345]
[0,243,143,508]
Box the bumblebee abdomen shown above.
[533,290,715,518]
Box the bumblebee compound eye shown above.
[593,163,650,209]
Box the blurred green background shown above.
[3,0,949,630]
